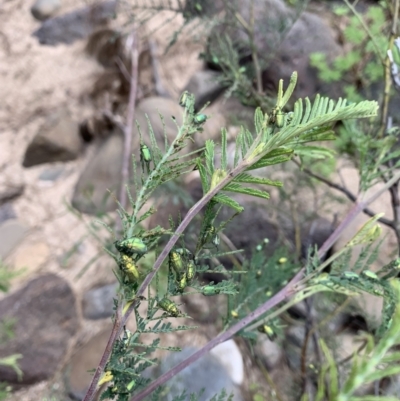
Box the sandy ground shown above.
[1,1,399,400]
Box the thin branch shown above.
[131,170,400,401]
[379,0,399,136]
[149,39,170,98]
[293,159,394,228]
[343,0,386,66]
[82,308,123,401]
[389,181,400,254]
[119,31,139,212]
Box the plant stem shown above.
[292,159,394,228]
[119,31,139,212]
[131,170,400,401]
[82,308,122,401]
[343,0,386,65]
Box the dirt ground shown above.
[1,1,399,400]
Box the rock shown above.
[183,70,225,110]
[31,0,61,21]
[300,217,335,259]
[262,10,343,99]
[0,219,29,259]
[134,97,184,146]
[284,325,316,371]
[207,0,342,99]
[0,203,16,224]
[0,274,79,385]
[256,335,282,370]
[82,282,118,320]
[215,202,282,271]
[72,97,183,215]
[182,293,222,323]
[23,110,82,167]
[0,184,24,206]
[32,1,117,46]
[210,340,244,385]
[153,347,244,401]
[11,240,50,278]
[72,130,123,215]
[38,166,65,181]
[66,328,112,400]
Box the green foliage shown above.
[336,119,400,192]
[310,2,389,102]
[0,259,21,292]
[95,72,379,400]
[313,280,400,401]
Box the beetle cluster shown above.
[169,248,197,293]
[115,237,148,289]
[201,225,219,249]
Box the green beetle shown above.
[177,273,187,292]
[202,225,219,248]
[342,271,359,281]
[257,324,277,341]
[140,143,151,172]
[194,113,207,125]
[361,270,379,281]
[115,237,147,256]
[175,248,196,283]
[119,254,139,281]
[202,285,221,296]
[179,91,190,107]
[169,250,185,274]
[269,106,285,128]
[186,259,196,282]
[158,298,180,317]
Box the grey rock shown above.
[72,97,183,215]
[0,219,29,259]
[183,70,224,110]
[31,0,61,21]
[210,340,244,385]
[0,274,79,385]
[284,325,317,371]
[153,347,243,401]
[0,184,24,206]
[0,203,16,224]
[71,130,123,215]
[256,335,282,370]
[38,166,65,181]
[23,110,82,167]
[32,1,116,46]
[207,0,342,99]
[82,282,118,320]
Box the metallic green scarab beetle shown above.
[169,250,185,274]
[175,248,196,283]
[177,273,187,292]
[194,113,207,125]
[158,298,180,317]
[140,143,151,163]
[361,270,379,281]
[115,237,147,256]
[257,324,277,341]
[119,254,139,281]
[202,285,221,296]
[203,225,219,248]
[342,271,359,281]
[179,91,190,107]
[186,260,196,282]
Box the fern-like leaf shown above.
[212,193,244,213]
[223,183,270,199]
